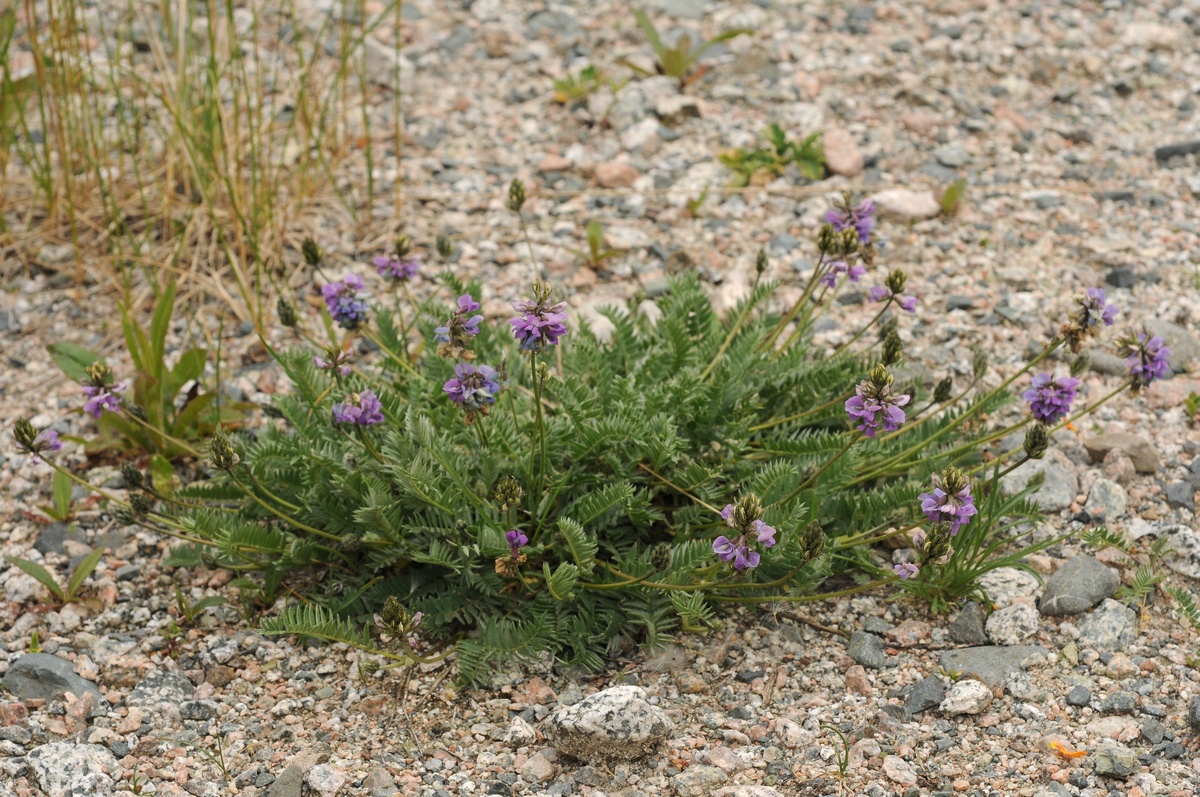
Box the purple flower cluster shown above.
[1124,332,1171,387]
[332,390,385,426]
[868,285,918,313]
[322,274,371,330]
[510,285,568,354]
[505,529,528,557]
[83,381,126,418]
[820,260,867,289]
[444,363,502,417]
[825,197,875,245]
[435,294,485,359]
[19,428,62,463]
[373,253,420,281]
[1080,287,1119,329]
[893,562,919,580]
[1022,373,1080,424]
[713,502,776,571]
[918,469,977,536]
[845,367,910,437]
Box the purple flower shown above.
[712,536,761,571]
[1123,332,1171,387]
[893,562,919,580]
[444,363,502,417]
[1082,287,1119,328]
[510,283,568,354]
[19,428,62,463]
[720,504,735,525]
[434,294,485,359]
[897,295,918,313]
[869,285,917,313]
[314,350,352,377]
[845,367,910,437]
[825,198,875,245]
[918,469,977,536]
[750,519,776,547]
[847,264,866,282]
[373,253,420,281]
[910,528,927,549]
[712,496,774,571]
[505,529,528,557]
[1022,373,1080,424]
[82,381,126,418]
[321,274,371,330]
[332,390,385,426]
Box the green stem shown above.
[772,433,860,508]
[750,390,854,432]
[359,327,422,379]
[758,253,827,353]
[826,298,893,360]
[228,470,341,541]
[700,288,759,382]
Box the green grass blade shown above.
[4,556,64,601]
[65,548,105,601]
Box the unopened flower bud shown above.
[933,376,953,403]
[394,234,413,258]
[885,269,908,295]
[507,179,526,213]
[972,348,988,380]
[921,523,954,562]
[493,475,525,511]
[12,418,36,450]
[755,249,768,275]
[121,462,145,490]
[878,315,898,342]
[277,298,297,328]
[380,595,407,629]
[816,223,838,254]
[799,521,825,561]
[732,493,764,530]
[536,361,552,387]
[436,233,455,260]
[84,361,113,388]
[302,237,322,268]
[130,492,154,518]
[1024,423,1049,460]
[868,363,894,390]
[839,229,859,256]
[650,543,672,571]
[208,432,240,471]
[882,330,903,366]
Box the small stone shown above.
[1076,599,1137,650]
[977,568,1041,607]
[844,664,871,696]
[946,295,973,311]
[127,670,196,708]
[1002,448,1079,511]
[305,764,346,797]
[364,768,398,797]
[905,675,945,714]
[882,755,918,786]
[594,162,640,189]
[503,716,537,748]
[1155,140,1200,166]
[520,750,558,783]
[1039,555,1120,616]
[823,128,864,177]
[940,679,993,715]
[1084,433,1159,474]
[985,603,1040,645]
[671,765,729,797]
[1086,479,1128,520]
[948,601,988,645]
[871,188,941,221]
[1066,686,1091,707]
[932,142,970,168]
[2,654,104,716]
[655,94,701,124]
[1106,268,1138,288]
[937,646,1047,688]
[768,233,798,255]
[205,666,237,688]
[846,631,887,670]
[180,700,219,721]
[1102,449,1137,486]
[1141,718,1166,745]
[1188,696,1200,730]
[1086,349,1129,377]
[1093,742,1138,778]
[1099,692,1137,715]
[544,685,673,763]
[1164,482,1195,511]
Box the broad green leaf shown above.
[52,470,72,518]
[4,555,64,601]
[633,9,666,62]
[165,348,207,401]
[149,280,177,372]
[149,455,175,494]
[46,343,99,382]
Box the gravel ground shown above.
[3,0,1200,796]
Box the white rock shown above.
[985,603,1040,646]
[544,685,673,762]
[305,763,347,797]
[26,743,119,797]
[940,679,993,715]
[976,567,1040,607]
[503,716,537,748]
[870,188,940,221]
[882,754,917,785]
[822,128,863,177]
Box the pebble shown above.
[938,646,1047,688]
[25,743,119,796]
[1002,449,1079,511]
[2,654,105,716]
[939,679,993,715]
[519,750,558,783]
[671,765,729,797]
[1038,555,1119,616]
[267,764,303,797]
[543,685,673,762]
[1189,696,1200,730]
[1076,599,1138,650]
[948,601,988,645]
[1083,434,1159,474]
[905,675,945,715]
[594,162,640,189]
[823,128,864,177]
[1086,478,1128,520]
[305,764,347,797]
[871,188,941,220]
[1093,742,1138,778]
[1066,686,1091,707]
[846,631,887,670]
[985,603,1040,646]
[932,143,970,168]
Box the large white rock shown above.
[871,188,940,220]
[940,679,993,715]
[544,685,673,762]
[26,743,119,797]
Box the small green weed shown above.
[569,221,622,269]
[720,124,824,186]
[1185,391,1200,425]
[552,66,626,105]
[621,9,751,89]
[5,548,104,606]
[940,178,967,217]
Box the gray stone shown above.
[670,765,728,796]
[1093,742,1137,778]
[180,700,219,721]
[503,716,537,748]
[1164,482,1195,511]
[1085,349,1129,376]
[520,750,558,783]
[939,679,992,715]
[1161,524,1200,579]
[526,10,584,46]
[1066,685,1091,707]
[985,603,1040,646]
[768,233,798,255]
[948,601,988,645]
[544,685,673,762]
[1099,692,1137,714]
[267,764,303,797]
[1086,478,1128,520]
[1188,696,1200,730]
[1145,318,1200,371]
[364,767,398,797]
[937,646,1048,688]
[977,567,1041,607]
[1076,599,1137,650]
[1141,718,1166,744]
[1002,448,1078,511]
[905,675,945,714]
[1039,555,1120,616]
[1106,268,1138,288]
[1153,140,1200,165]
[946,295,973,311]
[26,743,119,797]
[305,763,347,797]
[1084,433,1159,473]
[127,670,196,708]
[34,523,84,555]
[932,143,970,168]
[846,631,887,670]
[648,0,709,20]
[2,653,104,715]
